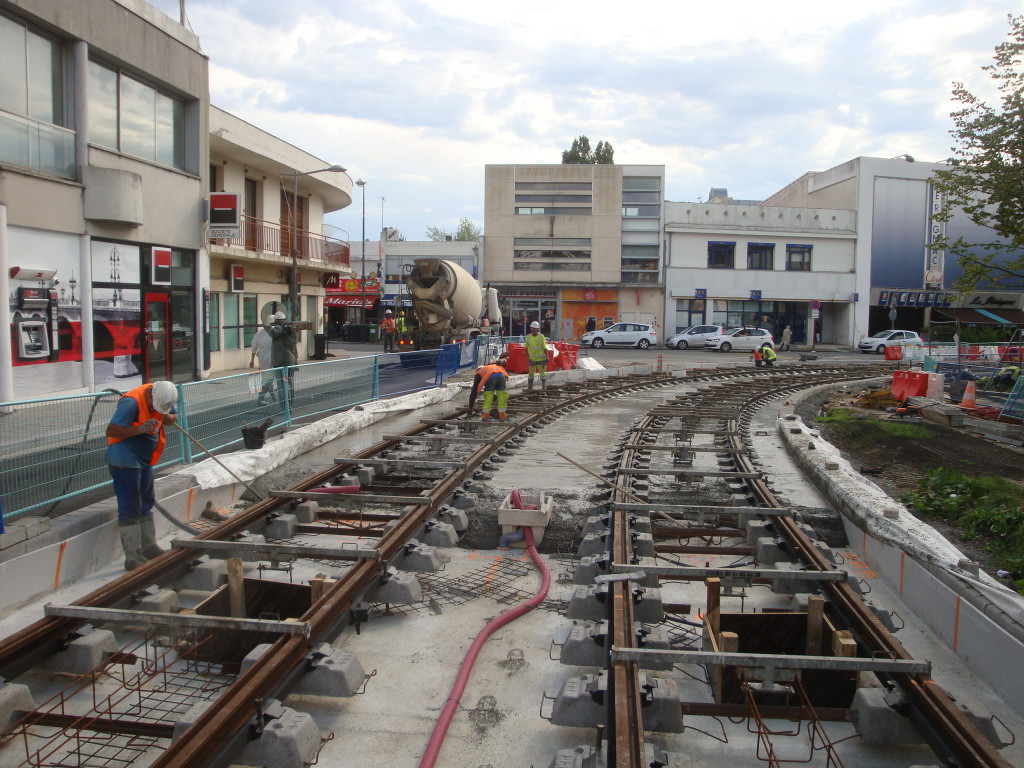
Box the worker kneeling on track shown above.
[470,357,510,420]
[105,381,178,570]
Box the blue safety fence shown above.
[1002,376,1024,422]
[0,340,480,521]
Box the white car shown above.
[581,322,659,349]
[665,324,724,349]
[857,329,924,354]
[704,327,775,352]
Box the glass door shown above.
[143,292,171,382]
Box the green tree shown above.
[930,14,1024,290]
[561,135,614,164]
[426,217,481,241]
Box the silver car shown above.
[581,322,659,349]
[704,327,775,352]
[665,324,724,349]
[857,329,924,354]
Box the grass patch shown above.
[902,467,1024,581]
[815,407,932,439]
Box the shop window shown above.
[747,244,774,270]
[786,245,812,271]
[708,242,735,269]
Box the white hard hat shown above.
[530,321,540,329]
[150,381,177,414]
[273,311,286,321]
[385,309,392,314]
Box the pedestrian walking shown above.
[781,325,793,352]
[264,311,297,398]
[469,357,510,420]
[249,327,275,405]
[105,381,178,570]
[525,320,548,390]
[762,344,778,367]
[380,309,397,352]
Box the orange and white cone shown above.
[960,380,977,408]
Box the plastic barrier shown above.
[884,345,904,361]
[891,370,930,401]
[505,343,528,373]
[553,342,578,370]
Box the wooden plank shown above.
[43,605,310,637]
[707,577,721,645]
[171,538,380,560]
[832,630,857,657]
[806,595,824,655]
[227,558,245,619]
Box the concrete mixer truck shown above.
[404,258,501,349]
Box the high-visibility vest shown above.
[525,333,547,362]
[381,317,396,332]
[763,347,777,361]
[476,364,508,392]
[397,316,408,333]
[106,383,168,465]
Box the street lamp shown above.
[280,164,347,320]
[356,179,367,323]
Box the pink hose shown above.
[313,485,362,494]
[418,503,549,768]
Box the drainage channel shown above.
[0,364,1015,768]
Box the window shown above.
[622,191,660,204]
[514,194,591,203]
[514,181,591,190]
[515,250,591,259]
[786,244,812,271]
[208,293,221,352]
[516,207,590,215]
[88,60,187,170]
[674,299,706,331]
[747,243,774,270]
[514,262,590,271]
[708,242,735,269]
[515,238,591,247]
[622,205,660,217]
[221,293,240,350]
[242,295,258,347]
[623,177,660,191]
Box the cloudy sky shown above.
[171,0,1015,244]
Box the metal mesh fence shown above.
[0,341,480,521]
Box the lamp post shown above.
[356,179,367,324]
[280,164,347,320]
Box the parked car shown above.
[581,322,659,349]
[704,327,775,352]
[857,329,924,354]
[665,324,724,349]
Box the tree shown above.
[930,14,1024,290]
[561,135,614,164]
[426,217,481,241]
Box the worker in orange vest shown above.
[105,381,178,570]
[380,309,397,352]
[469,357,510,420]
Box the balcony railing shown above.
[211,214,350,268]
[0,110,76,179]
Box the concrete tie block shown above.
[581,515,610,537]
[576,531,609,558]
[550,744,691,768]
[366,568,422,605]
[435,506,468,532]
[239,699,322,768]
[852,688,925,744]
[573,554,611,585]
[449,490,478,511]
[0,682,35,730]
[421,520,457,548]
[137,589,181,614]
[550,673,605,727]
[629,531,655,557]
[396,541,443,573]
[639,674,684,732]
[565,584,664,624]
[264,513,299,540]
[177,556,228,590]
[559,620,671,670]
[756,537,789,566]
[356,466,375,486]
[745,519,771,546]
[43,628,117,674]
[292,502,319,524]
[241,643,367,698]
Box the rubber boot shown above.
[541,377,547,391]
[139,514,167,560]
[119,521,145,571]
[528,376,534,391]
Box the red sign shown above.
[152,247,172,285]
[324,296,377,308]
[230,264,244,293]
[209,193,240,238]
[325,276,379,294]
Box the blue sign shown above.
[695,288,707,299]
[750,290,761,300]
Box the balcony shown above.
[0,110,75,179]
[209,214,350,269]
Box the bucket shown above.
[241,418,273,450]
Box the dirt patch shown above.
[796,388,1024,574]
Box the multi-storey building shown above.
[1,0,208,400]
[207,107,351,370]
[483,164,665,339]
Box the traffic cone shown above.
[960,380,977,408]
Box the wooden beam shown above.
[227,558,245,619]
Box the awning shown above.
[324,296,377,308]
[933,307,1024,325]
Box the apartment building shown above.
[1,0,208,400]
[483,164,665,339]
[207,107,352,370]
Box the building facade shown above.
[663,202,858,346]
[483,164,665,339]
[207,107,351,370]
[1,0,208,400]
